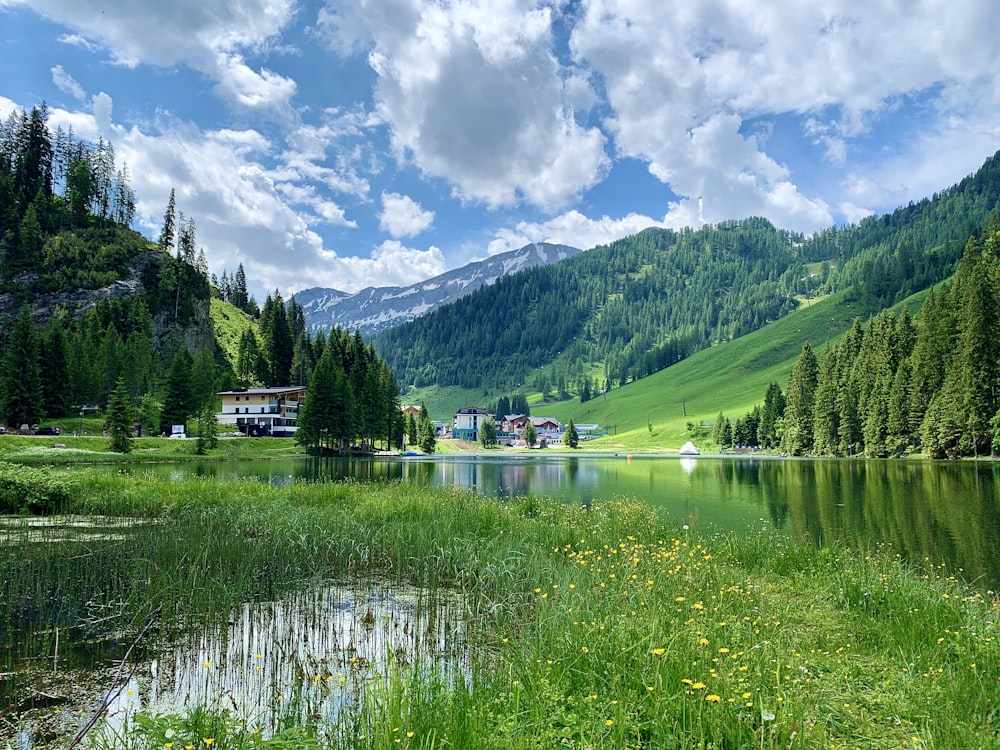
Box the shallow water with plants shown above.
[2,467,999,749]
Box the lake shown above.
[117,453,1000,590]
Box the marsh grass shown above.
[2,468,998,749]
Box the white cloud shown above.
[50,64,84,100]
[320,0,609,211]
[487,209,665,256]
[569,0,1000,232]
[12,0,298,111]
[379,192,434,237]
[313,240,447,292]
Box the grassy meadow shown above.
[0,434,303,467]
[2,465,997,749]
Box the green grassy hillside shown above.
[210,297,258,364]
[407,287,929,450]
[546,288,929,451]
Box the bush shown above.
[0,462,73,514]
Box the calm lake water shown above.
[122,453,1000,590]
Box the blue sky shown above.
[2,0,999,302]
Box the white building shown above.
[217,386,307,437]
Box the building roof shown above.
[217,386,307,396]
[455,406,489,415]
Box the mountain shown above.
[376,149,1000,409]
[294,242,581,335]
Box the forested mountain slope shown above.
[296,242,580,335]
[376,218,808,392]
[376,150,1000,401]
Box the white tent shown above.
[678,441,700,456]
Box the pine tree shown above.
[758,382,785,450]
[0,307,43,429]
[405,412,417,448]
[713,411,726,446]
[105,377,134,453]
[40,319,71,417]
[782,342,819,455]
[564,418,579,448]
[232,263,250,312]
[189,346,217,417]
[158,188,176,253]
[159,347,193,435]
[953,250,1000,454]
[812,346,840,455]
[417,401,436,454]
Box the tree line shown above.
[718,218,1000,459]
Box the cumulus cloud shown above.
[379,192,434,237]
[570,0,1000,232]
[313,240,447,292]
[50,64,84,100]
[487,209,665,256]
[320,0,609,211]
[14,0,298,111]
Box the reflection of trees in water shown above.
[781,460,1000,589]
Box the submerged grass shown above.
[2,468,998,749]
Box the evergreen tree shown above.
[512,393,530,416]
[782,342,819,455]
[496,395,511,419]
[0,307,43,429]
[236,328,264,386]
[405,412,418,448]
[953,250,1000,454]
[159,347,193,435]
[189,346,217,417]
[158,188,176,253]
[564,418,579,448]
[40,319,71,417]
[811,346,840,455]
[713,411,727,446]
[886,357,913,455]
[758,382,785,450]
[104,377,133,453]
[232,263,250,312]
[260,291,294,385]
[290,331,314,386]
[417,401,436,454]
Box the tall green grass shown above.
[2,469,998,749]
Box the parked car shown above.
[35,426,61,435]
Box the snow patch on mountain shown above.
[295,242,581,335]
